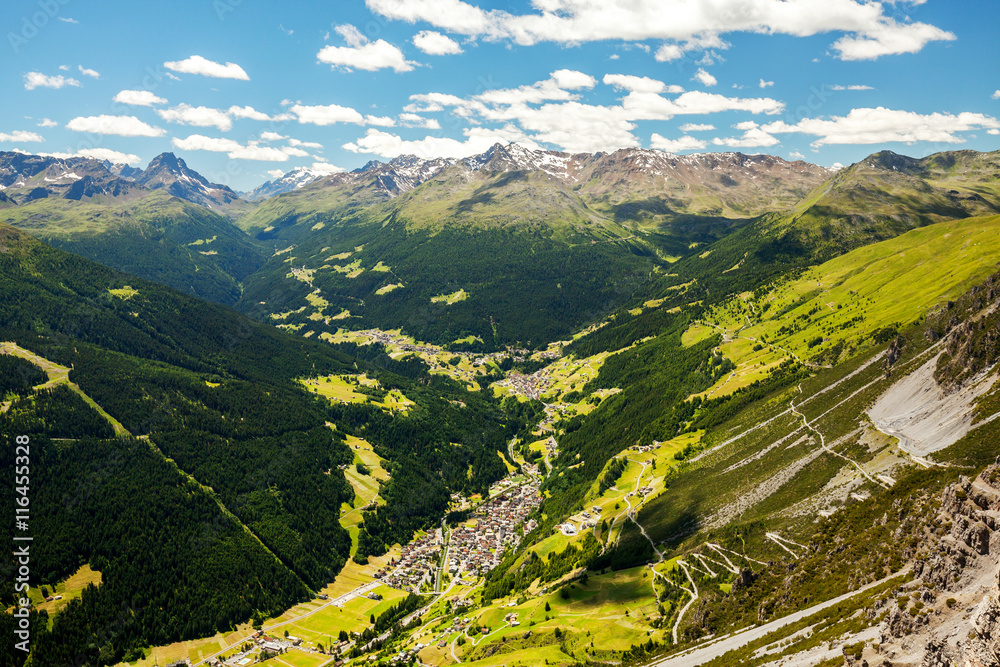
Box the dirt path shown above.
[711,543,767,567]
[764,532,802,559]
[646,568,909,667]
[601,457,647,553]
[790,389,888,490]
[670,560,699,644]
[0,341,130,437]
[692,553,721,577]
[704,544,741,574]
[617,459,657,552]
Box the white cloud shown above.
[759,79,774,88]
[649,134,706,152]
[41,147,142,165]
[344,126,542,159]
[66,115,166,137]
[335,24,368,47]
[228,145,290,161]
[0,131,44,142]
[151,104,282,131]
[163,55,250,80]
[403,93,466,113]
[291,103,366,126]
[24,72,81,90]
[368,0,953,61]
[310,161,345,174]
[656,34,729,63]
[471,70,596,109]
[171,134,243,152]
[172,134,291,161]
[789,150,805,159]
[318,27,417,72]
[693,69,717,87]
[679,123,714,132]
[288,138,324,149]
[988,129,1000,136]
[58,17,78,23]
[413,30,463,55]
[485,102,641,153]
[830,84,875,91]
[832,21,955,60]
[259,131,286,142]
[58,65,70,71]
[266,169,285,178]
[365,115,396,127]
[654,44,684,62]
[399,113,442,129]
[762,107,1000,146]
[278,146,309,157]
[603,74,682,95]
[399,71,784,155]
[36,119,58,128]
[620,90,784,119]
[113,90,168,106]
[228,105,272,121]
[366,0,492,35]
[78,65,100,78]
[992,90,1000,100]
[712,125,781,148]
[551,69,597,90]
[157,104,233,131]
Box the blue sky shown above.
[3,0,999,190]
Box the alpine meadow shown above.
[3,2,1000,667]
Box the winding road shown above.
[646,568,909,667]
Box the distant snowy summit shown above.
[244,142,835,202]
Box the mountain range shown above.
[4,142,1000,667]
[4,144,1000,343]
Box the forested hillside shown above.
[0,191,266,305]
[0,222,517,666]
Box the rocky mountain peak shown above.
[866,150,924,173]
[0,151,144,204]
[137,152,241,210]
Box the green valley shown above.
[4,144,1000,667]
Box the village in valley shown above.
[376,474,543,593]
[130,327,645,667]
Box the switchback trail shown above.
[790,387,889,490]
[646,568,909,667]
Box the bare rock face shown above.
[920,639,958,666]
[962,581,1000,667]
[882,604,918,639]
[942,474,1000,556]
[731,567,756,591]
[953,542,1000,667]
[887,335,905,368]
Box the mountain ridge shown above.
[0,150,248,214]
[0,152,266,304]
[244,143,834,212]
